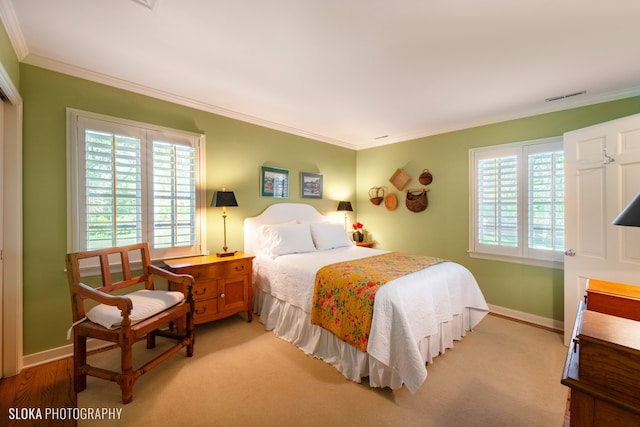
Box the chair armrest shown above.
[75,281,133,314]
[148,265,195,296]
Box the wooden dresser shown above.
[562,280,640,426]
[585,278,640,321]
[164,252,255,325]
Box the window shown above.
[67,109,206,261]
[469,137,564,267]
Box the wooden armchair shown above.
[66,243,195,404]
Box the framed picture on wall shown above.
[261,166,289,198]
[301,172,323,199]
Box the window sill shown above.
[468,251,564,270]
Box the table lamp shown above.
[612,193,640,227]
[212,189,238,257]
[337,201,353,230]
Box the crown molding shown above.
[0,0,28,60]
[9,15,640,153]
[18,51,640,152]
[360,86,640,149]
[22,53,359,151]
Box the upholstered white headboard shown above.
[244,203,333,254]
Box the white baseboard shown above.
[488,304,564,332]
[21,305,563,370]
[22,339,112,369]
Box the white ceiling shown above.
[3,0,640,150]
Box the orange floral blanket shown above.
[310,253,446,352]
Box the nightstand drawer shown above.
[183,264,224,280]
[192,280,217,300]
[220,259,251,277]
[182,259,251,280]
[194,298,219,322]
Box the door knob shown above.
[564,249,576,257]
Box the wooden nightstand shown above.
[355,241,374,248]
[164,252,255,324]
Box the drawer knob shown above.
[220,293,225,298]
[196,307,207,315]
[195,288,207,296]
[235,265,245,271]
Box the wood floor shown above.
[0,358,77,427]
[0,314,570,426]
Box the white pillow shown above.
[255,220,297,254]
[261,223,316,258]
[310,222,354,250]
[86,289,184,329]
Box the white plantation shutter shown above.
[526,145,564,258]
[69,110,205,260]
[477,154,519,248]
[83,129,143,250]
[470,137,564,266]
[151,138,196,249]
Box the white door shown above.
[563,114,640,344]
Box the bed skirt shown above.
[254,285,478,392]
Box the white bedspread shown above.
[253,246,489,393]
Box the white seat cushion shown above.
[86,289,185,329]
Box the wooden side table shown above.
[355,241,374,248]
[164,252,255,324]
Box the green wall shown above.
[356,97,640,322]
[11,57,640,356]
[20,64,356,354]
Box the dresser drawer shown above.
[578,309,640,405]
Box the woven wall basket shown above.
[368,187,385,205]
[405,189,428,212]
[419,169,433,185]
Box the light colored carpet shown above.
[79,314,568,427]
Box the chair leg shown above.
[120,376,135,405]
[186,312,194,357]
[73,333,87,393]
[147,331,156,349]
[120,340,135,404]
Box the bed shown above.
[244,203,489,393]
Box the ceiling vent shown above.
[545,90,586,102]
[132,0,160,10]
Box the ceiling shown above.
[3,0,640,150]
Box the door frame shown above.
[0,65,23,378]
